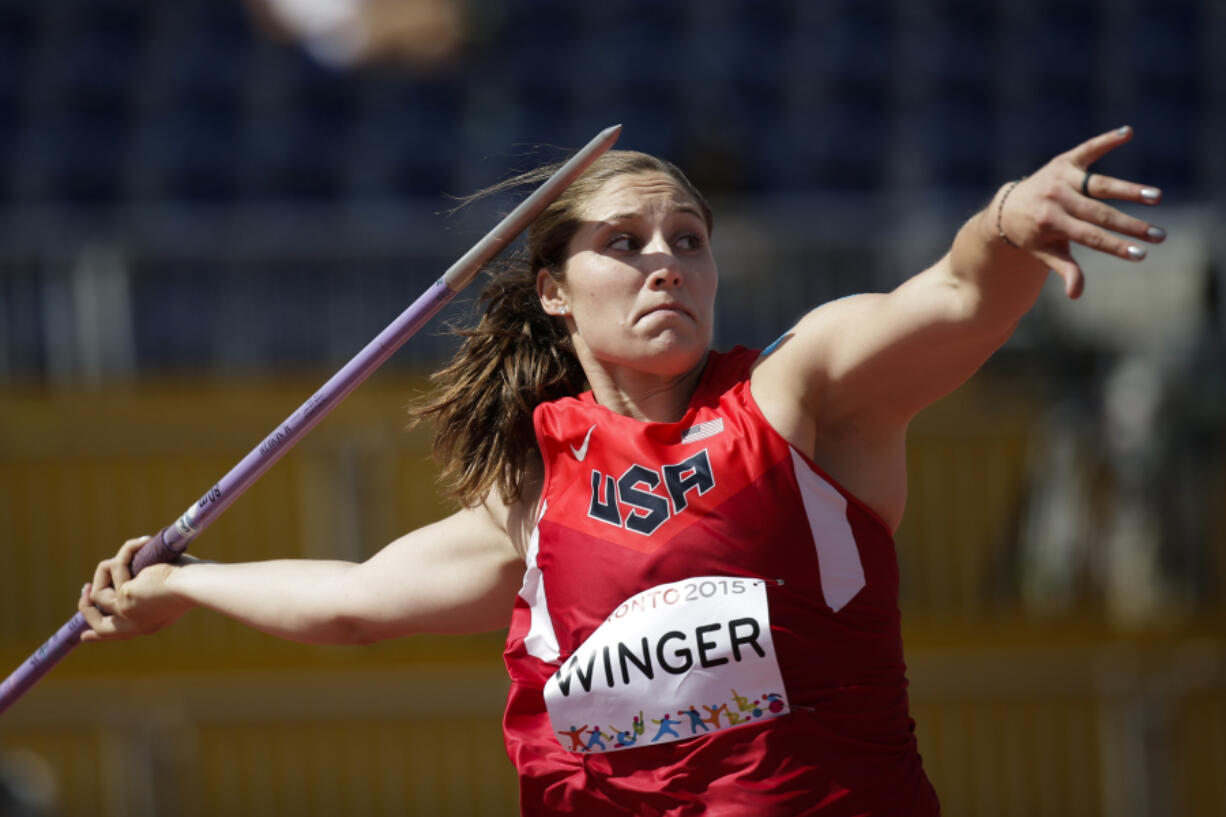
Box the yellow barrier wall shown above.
[2,376,1223,816]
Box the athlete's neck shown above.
[583,352,709,423]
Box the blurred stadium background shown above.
[1,0,1223,815]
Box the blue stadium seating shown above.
[0,0,1218,380]
[0,0,1212,206]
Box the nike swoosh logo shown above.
[571,424,597,461]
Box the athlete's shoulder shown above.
[707,345,760,379]
[688,346,760,408]
[531,388,597,444]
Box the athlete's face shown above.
[539,172,717,378]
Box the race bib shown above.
[544,576,790,753]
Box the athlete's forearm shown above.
[167,558,365,644]
[945,185,1051,340]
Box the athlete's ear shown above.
[537,267,570,317]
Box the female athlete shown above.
[79,126,1164,816]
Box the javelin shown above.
[0,124,622,716]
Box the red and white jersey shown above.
[502,347,938,816]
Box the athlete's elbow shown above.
[946,255,1044,338]
[317,612,379,644]
[277,607,403,645]
[942,275,1014,342]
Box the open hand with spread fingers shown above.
[995,125,1166,299]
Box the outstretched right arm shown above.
[79,496,528,645]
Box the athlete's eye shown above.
[607,234,640,252]
[674,232,705,251]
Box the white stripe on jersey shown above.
[789,449,866,612]
[519,501,561,661]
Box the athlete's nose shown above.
[645,234,683,290]
[647,264,683,290]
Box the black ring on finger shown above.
[1081,170,1095,198]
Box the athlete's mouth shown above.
[638,302,693,322]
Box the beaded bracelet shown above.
[996,178,1024,249]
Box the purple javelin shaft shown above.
[0,124,621,716]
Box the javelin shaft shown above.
[0,124,621,716]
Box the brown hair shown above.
[411,149,713,508]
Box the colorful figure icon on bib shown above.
[701,703,730,730]
[611,725,637,748]
[679,705,710,735]
[584,727,608,752]
[650,713,681,742]
[731,688,763,718]
[557,725,589,752]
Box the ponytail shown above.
[410,259,585,507]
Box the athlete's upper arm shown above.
[333,499,526,640]
[754,255,1011,434]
